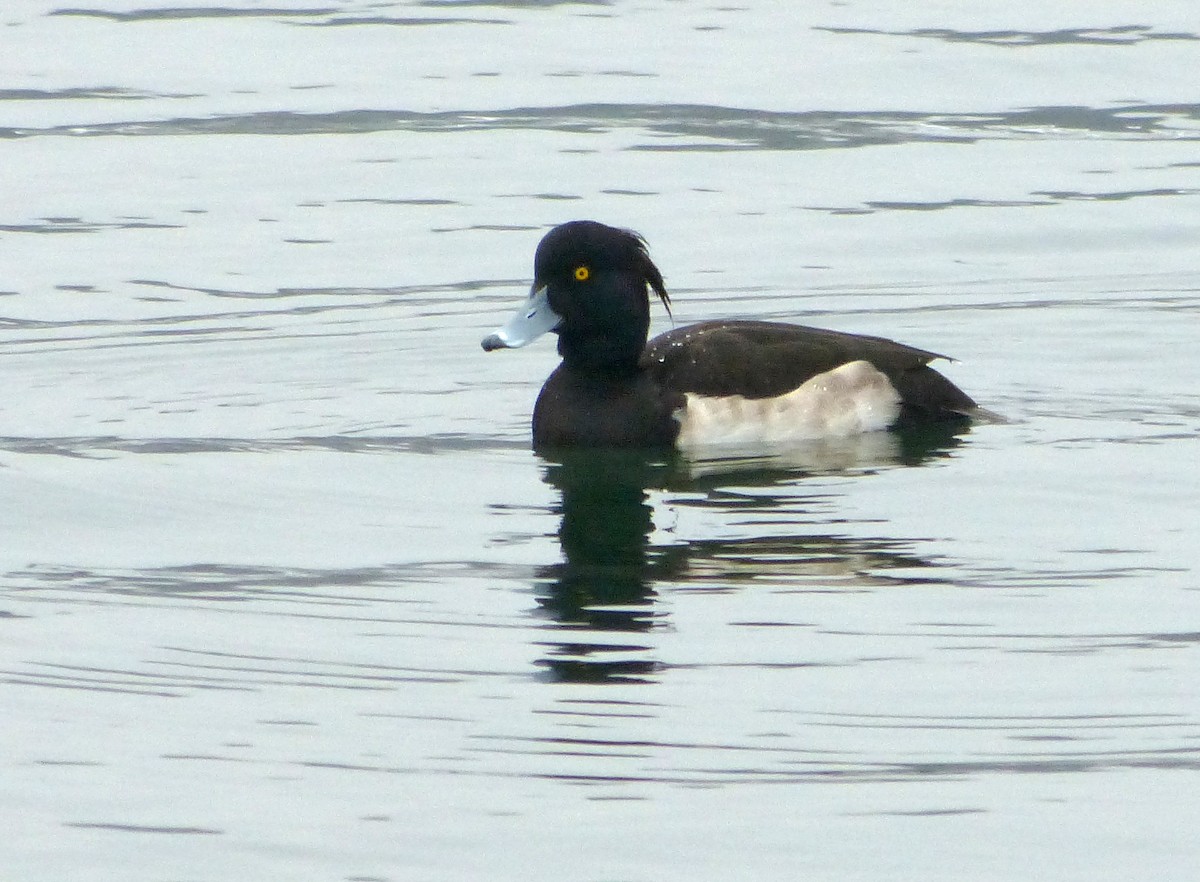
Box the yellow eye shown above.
[573,265,590,282]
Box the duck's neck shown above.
[557,324,648,374]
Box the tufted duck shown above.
[482,221,976,450]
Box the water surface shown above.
[3,2,1199,880]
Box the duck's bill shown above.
[481,286,561,351]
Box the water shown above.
[3,2,1200,880]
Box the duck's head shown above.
[482,221,671,370]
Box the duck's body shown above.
[483,221,976,451]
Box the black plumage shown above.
[483,221,975,449]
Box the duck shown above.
[482,221,976,450]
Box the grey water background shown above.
[3,1,1199,880]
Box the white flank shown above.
[675,360,902,451]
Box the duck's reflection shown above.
[532,423,970,684]
[532,450,681,683]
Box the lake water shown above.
[3,2,1199,880]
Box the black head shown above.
[532,221,670,371]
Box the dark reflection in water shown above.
[532,423,969,684]
[533,450,681,684]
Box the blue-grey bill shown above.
[481,286,561,350]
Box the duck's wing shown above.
[642,320,975,416]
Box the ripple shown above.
[0,87,189,101]
[10,103,1200,148]
[0,217,184,234]
[0,432,518,457]
[64,822,223,835]
[49,6,338,22]
[818,25,1200,47]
